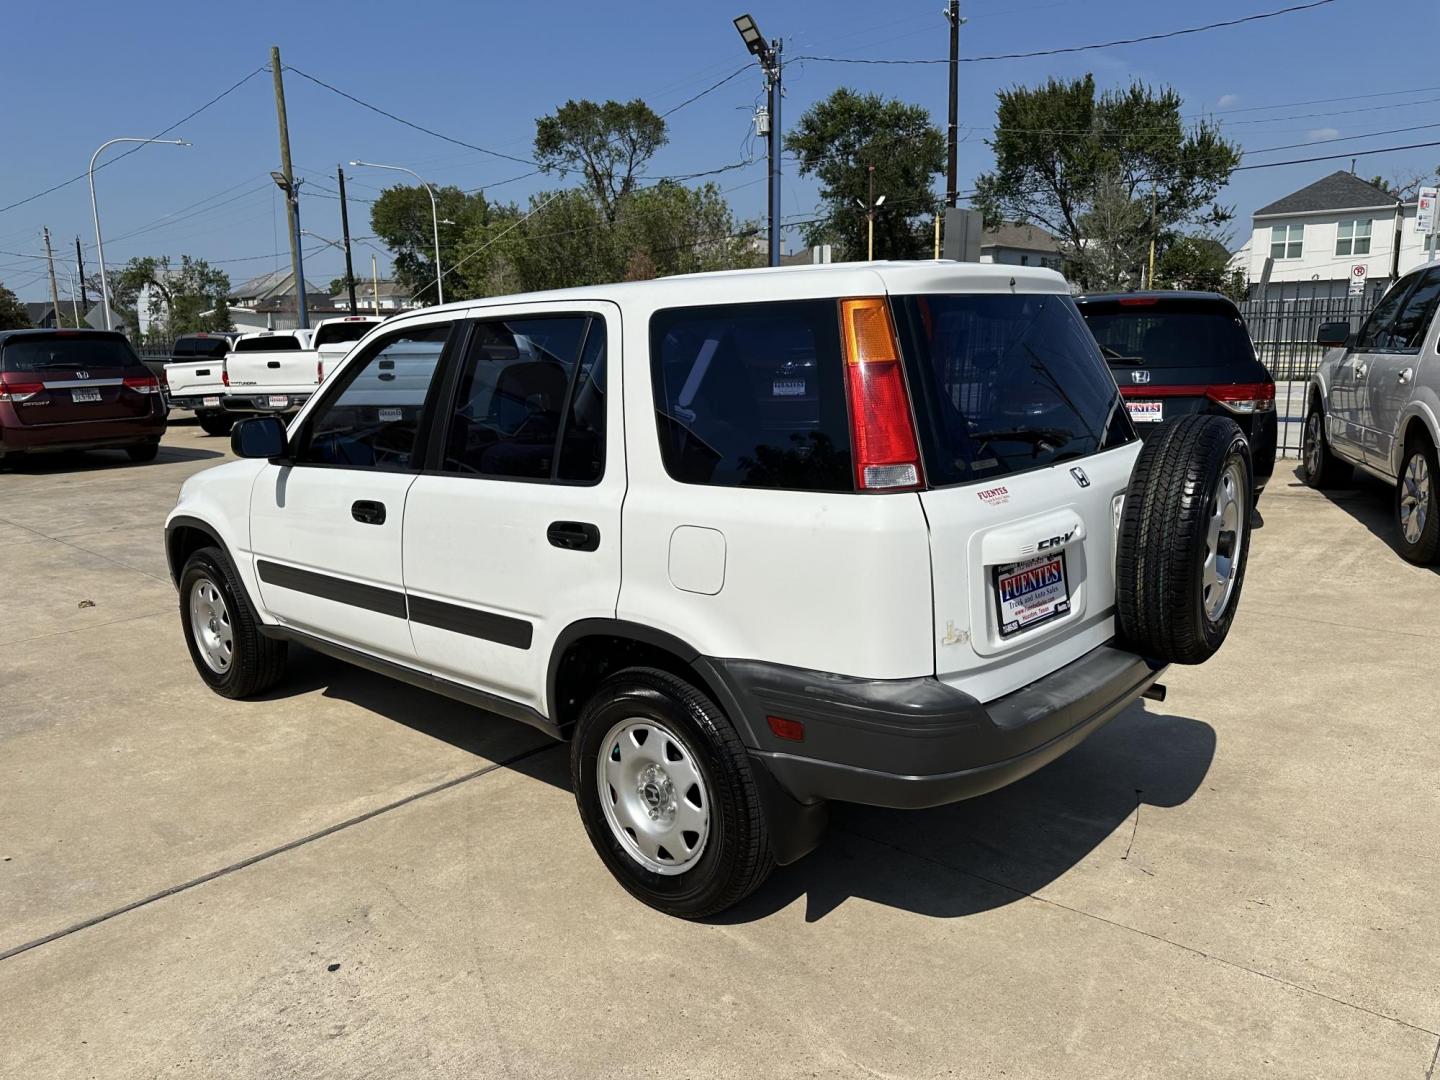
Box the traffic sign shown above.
[1349,263,1367,296]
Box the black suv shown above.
[1077,291,1276,503]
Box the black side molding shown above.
[257,560,407,619]
[409,594,533,650]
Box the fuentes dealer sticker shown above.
[994,553,1071,637]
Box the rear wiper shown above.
[968,426,1075,455]
[1098,346,1144,365]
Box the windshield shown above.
[2,334,142,372]
[1080,301,1255,368]
[313,321,378,348]
[234,335,301,352]
[893,293,1133,486]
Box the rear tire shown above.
[179,545,287,698]
[571,667,774,918]
[126,440,160,463]
[1396,437,1439,565]
[198,413,233,437]
[1299,400,1351,488]
[1117,414,1254,665]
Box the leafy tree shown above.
[973,75,1240,290]
[110,255,232,342]
[785,88,945,260]
[370,184,500,305]
[0,282,30,329]
[534,99,668,222]
[1156,234,1246,299]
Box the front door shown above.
[1365,267,1440,474]
[1334,275,1416,461]
[248,317,457,661]
[402,306,623,712]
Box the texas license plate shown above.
[203,396,221,408]
[267,395,289,408]
[71,387,101,403]
[1126,400,1163,423]
[994,552,1071,638]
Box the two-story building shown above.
[979,222,1064,270]
[1240,170,1439,302]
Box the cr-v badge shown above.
[1070,467,1091,488]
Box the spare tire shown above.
[1116,414,1253,665]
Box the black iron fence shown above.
[1237,296,1372,457]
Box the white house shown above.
[980,222,1063,270]
[1241,171,1438,302]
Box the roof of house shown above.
[230,268,324,301]
[1255,170,1398,217]
[982,222,1062,254]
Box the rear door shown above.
[0,332,155,426]
[1338,276,1416,460]
[401,305,621,710]
[893,290,1140,703]
[1364,266,1440,474]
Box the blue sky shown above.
[2,0,1435,300]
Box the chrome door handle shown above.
[1398,368,1412,385]
[1354,364,1368,379]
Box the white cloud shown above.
[1217,94,1241,108]
[1306,127,1341,142]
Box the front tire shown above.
[179,546,287,698]
[1299,401,1351,488]
[198,412,233,437]
[571,667,774,918]
[126,439,160,463]
[1396,438,1439,565]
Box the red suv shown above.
[0,329,166,466]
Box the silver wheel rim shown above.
[1303,412,1322,478]
[597,718,710,876]
[1400,452,1431,545]
[1203,459,1246,621]
[189,576,234,674]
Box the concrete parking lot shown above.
[2,422,1437,1079]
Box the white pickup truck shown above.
[221,317,384,416]
[164,333,235,436]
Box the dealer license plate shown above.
[203,396,221,408]
[268,395,289,408]
[994,552,1071,638]
[71,387,101,403]
[1126,400,1163,423]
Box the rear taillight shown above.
[221,365,229,387]
[1119,382,1276,413]
[122,374,161,394]
[317,357,324,382]
[838,297,923,491]
[0,374,44,403]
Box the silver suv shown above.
[1303,263,1440,563]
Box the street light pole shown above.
[88,136,189,331]
[734,14,783,267]
[350,160,443,305]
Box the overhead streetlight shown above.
[350,160,445,305]
[88,136,190,331]
[733,13,767,58]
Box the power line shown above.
[1197,83,1440,118]
[1234,138,1440,171]
[1243,121,1440,156]
[658,66,753,119]
[0,65,269,217]
[792,0,1337,65]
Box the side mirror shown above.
[1316,321,1351,347]
[231,415,288,460]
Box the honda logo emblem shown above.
[1130,370,1151,384]
[1070,467,1091,488]
[74,370,90,379]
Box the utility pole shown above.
[75,237,88,317]
[371,254,380,316]
[337,166,359,312]
[269,45,308,329]
[859,165,886,260]
[42,228,63,328]
[1147,184,1157,289]
[945,2,963,208]
[735,15,783,266]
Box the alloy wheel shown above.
[188,576,234,674]
[597,718,710,875]
[1202,458,1246,621]
[1400,451,1432,546]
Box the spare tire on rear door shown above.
[1116,414,1253,665]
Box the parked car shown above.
[313,314,386,378]
[1076,291,1276,505]
[165,334,235,436]
[218,330,316,416]
[0,328,165,464]
[1302,263,1440,563]
[144,332,234,397]
[165,263,1254,916]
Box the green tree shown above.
[784,88,945,261]
[0,282,30,330]
[370,184,500,304]
[1156,234,1246,298]
[110,255,232,341]
[973,75,1240,290]
[534,99,668,222]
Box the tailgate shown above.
[223,350,319,394]
[165,360,224,398]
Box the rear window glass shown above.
[649,300,853,492]
[1079,301,1255,367]
[893,293,1132,487]
[313,321,378,348]
[171,336,229,359]
[234,335,301,352]
[2,334,141,373]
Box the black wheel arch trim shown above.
[165,514,227,586]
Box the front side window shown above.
[1354,274,1419,352]
[295,322,451,469]
[1270,223,1303,260]
[1335,219,1372,257]
[649,300,853,492]
[441,315,605,482]
[1384,268,1440,352]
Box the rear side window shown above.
[2,334,142,372]
[234,335,301,352]
[649,300,853,492]
[1079,300,1256,368]
[893,293,1132,487]
[313,321,378,348]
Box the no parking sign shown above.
[1348,263,1367,297]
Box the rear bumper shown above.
[221,392,309,414]
[711,644,1165,810]
[169,394,226,413]
[0,407,166,454]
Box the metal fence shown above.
[1237,296,1372,457]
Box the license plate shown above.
[267,395,289,408]
[994,552,1071,638]
[772,378,806,397]
[71,387,101,403]
[1126,400,1163,423]
[203,396,221,408]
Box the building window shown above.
[1020,254,1030,266]
[1424,233,1440,253]
[1270,223,1303,260]
[1335,219,1371,257]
